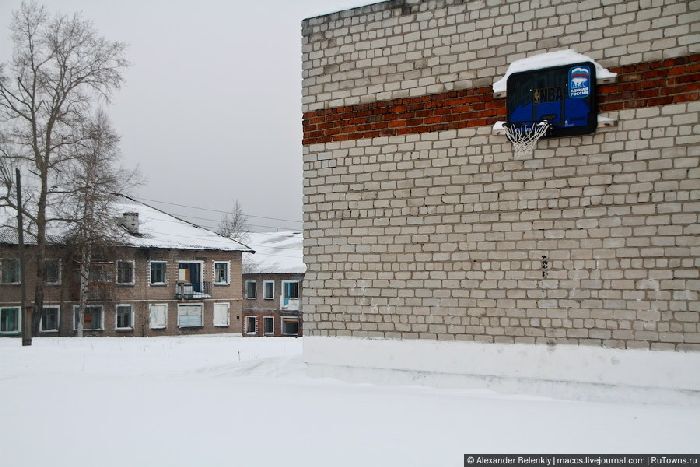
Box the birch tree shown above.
[62,111,135,337]
[217,200,250,243]
[0,2,127,336]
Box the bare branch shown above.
[217,200,250,243]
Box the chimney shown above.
[121,212,139,235]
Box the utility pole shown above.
[16,168,31,346]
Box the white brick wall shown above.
[301,0,700,350]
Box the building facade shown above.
[301,0,700,351]
[242,232,305,337]
[0,195,252,337]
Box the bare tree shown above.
[217,200,250,243]
[241,255,261,274]
[0,2,127,337]
[60,110,137,336]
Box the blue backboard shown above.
[506,62,597,137]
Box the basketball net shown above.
[504,121,550,157]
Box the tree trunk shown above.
[32,173,48,337]
[77,245,91,338]
[16,168,31,346]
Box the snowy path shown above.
[0,337,697,467]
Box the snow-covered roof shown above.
[110,195,253,251]
[0,211,17,244]
[0,194,253,252]
[493,49,617,95]
[244,231,305,274]
[0,206,68,245]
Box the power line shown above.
[139,197,303,225]
[135,214,289,233]
[124,196,300,235]
[146,211,289,232]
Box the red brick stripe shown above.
[599,54,700,111]
[302,54,700,145]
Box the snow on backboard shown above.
[492,49,617,96]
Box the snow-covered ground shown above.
[0,337,697,467]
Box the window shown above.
[284,282,299,299]
[40,306,60,332]
[282,318,299,336]
[263,280,274,300]
[0,307,20,334]
[281,281,300,310]
[245,280,256,299]
[116,260,135,285]
[0,259,20,284]
[116,304,133,330]
[149,304,167,330]
[263,316,274,335]
[245,316,257,335]
[178,262,203,292]
[73,305,103,331]
[213,261,230,285]
[149,261,167,285]
[281,318,299,336]
[178,304,203,328]
[213,303,230,327]
[45,259,61,285]
[89,263,112,283]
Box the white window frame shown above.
[148,261,167,286]
[245,280,257,299]
[115,304,134,331]
[263,316,274,336]
[177,303,204,328]
[39,305,60,333]
[116,260,136,285]
[0,258,21,285]
[213,302,230,327]
[280,280,300,311]
[263,280,275,300]
[0,306,21,334]
[213,261,231,285]
[281,317,300,336]
[72,305,104,331]
[245,316,257,335]
[148,303,168,330]
[44,259,62,285]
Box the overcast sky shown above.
[0,0,364,233]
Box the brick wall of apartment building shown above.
[0,245,244,336]
[301,0,700,350]
[242,273,304,337]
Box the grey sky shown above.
[0,0,363,233]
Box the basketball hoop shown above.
[504,121,550,157]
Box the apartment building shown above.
[0,194,253,337]
[242,231,305,337]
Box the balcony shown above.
[175,281,211,300]
[280,298,300,312]
[87,282,115,301]
[69,280,114,302]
